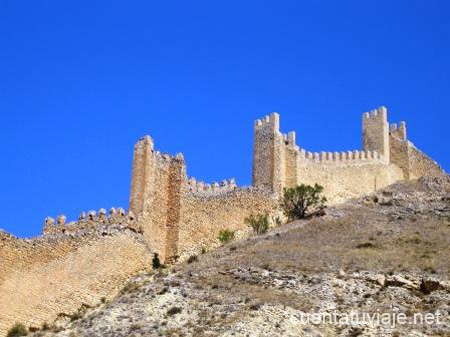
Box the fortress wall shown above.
[255,107,449,203]
[273,129,287,194]
[178,188,277,260]
[285,145,299,187]
[42,209,136,236]
[130,135,187,263]
[407,142,445,179]
[298,149,386,165]
[293,159,404,204]
[0,230,153,336]
[164,157,184,262]
[130,136,154,215]
[389,120,445,181]
[390,135,411,180]
[253,114,278,191]
[363,107,390,163]
[131,135,278,263]
[186,177,237,194]
[141,153,173,263]
[280,134,399,203]
[0,108,443,336]
[390,122,407,141]
[252,110,407,204]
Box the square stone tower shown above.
[129,136,186,263]
[252,113,286,194]
[363,106,390,163]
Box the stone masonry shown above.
[0,106,445,336]
[252,108,444,202]
[128,106,444,264]
[0,226,153,336]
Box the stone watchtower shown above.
[252,106,445,204]
[253,113,284,193]
[129,136,186,263]
[252,113,298,194]
[362,106,390,163]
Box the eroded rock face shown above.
[32,268,450,337]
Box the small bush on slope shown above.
[281,184,327,221]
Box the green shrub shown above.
[245,213,270,235]
[218,229,235,243]
[7,323,28,337]
[281,184,327,221]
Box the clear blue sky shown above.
[1,1,448,237]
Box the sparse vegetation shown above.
[355,242,376,249]
[245,212,270,235]
[218,229,235,243]
[7,323,28,337]
[152,253,163,269]
[22,178,450,337]
[167,306,182,316]
[187,255,198,264]
[69,311,82,322]
[281,184,327,221]
[130,323,144,331]
[120,281,142,294]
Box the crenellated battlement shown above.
[254,113,280,131]
[253,106,443,202]
[363,106,387,120]
[362,106,390,163]
[298,148,385,164]
[0,219,154,337]
[0,106,444,336]
[42,207,137,236]
[186,177,237,195]
[35,106,442,263]
[154,150,185,165]
[390,121,407,141]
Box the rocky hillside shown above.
[30,176,450,337]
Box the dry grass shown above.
[186,190,450,276]
[37,178,450,337]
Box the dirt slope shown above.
[31,176,450,337]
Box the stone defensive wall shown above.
[179,186,276,260]
[0,105,445,335]
[42,207,138,235]
[0,226,153,336]
[388,121,444,180]
[252,107,445,204]
[181,178,276,258]
[408,143,444,179]
[130,136,278,263]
